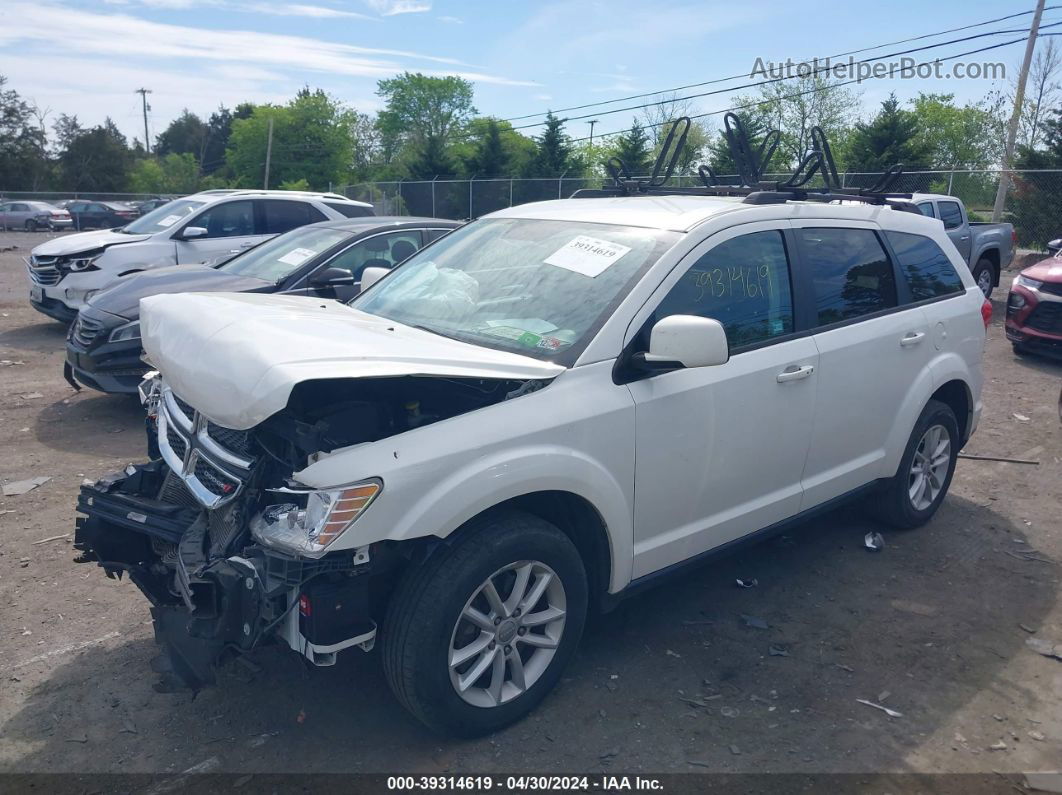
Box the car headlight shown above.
[251,480,382,556]
[1016,275,1044,290]
[109,321,141,343]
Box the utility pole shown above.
[263,117,274,190]
[992,0,1045,222]
[135,88,152,153]
[587,119,599,148]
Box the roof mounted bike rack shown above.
[572,114,914,209]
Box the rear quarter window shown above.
[885,231,964,301]
[798,227,897,326]
[324,202,374,218]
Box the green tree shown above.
[1012,108,1062,248]
[525,111,575,177]
[704,104,779,178]
[910,92,1005,168]
[0,75,49,190]
[227,88,355,189]
[464,118,509,176]
[55,117,131,192]
[610,119,651,176]
[129,152,201,194]
[154,109,207,160]
[376,72,476,178]
[753,76,860,169]
[847,94,930,172]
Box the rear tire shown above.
[871,399,959,529]
[24,218,37,232]
[972,258,995,299]
[381,510,588,736]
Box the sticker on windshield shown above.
[156,215,182,227]
[278,247,317,266]
[544,235,631,278]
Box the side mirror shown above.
[360,266,390,292]
[181,226,208,239]
[1047,238,1062,255]
[641,315,729,369]
[309,267,355,288]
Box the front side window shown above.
[886,231,964,301]
[353,218,679,361]
[938,201,963,230]
[654,230,794,349]
[187,200,255,238]
[326,231,422,280]
[123,198,205,234]
[800,227,897,326]
[260,200,326,234]
[219,226,351,282]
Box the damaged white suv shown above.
[74,191,987,735]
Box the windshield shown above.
[220,226,351,281]
[353,218,679,361]
[122,198,205,234]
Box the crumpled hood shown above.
[1021,256,1062,284]
[140,292,565,430]
[90,265,272,319]
[31,228,149,257]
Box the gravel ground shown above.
[1,229,1060,778]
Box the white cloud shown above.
[245,3,376,19]
[436,15,462,24]
[364,0,431,15]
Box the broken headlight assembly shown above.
[110,320,141,343]
[251,479,382,557]
[64,249,105,273]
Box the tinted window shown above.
[190,200,255,238]
[938,201,963,230]
[260,200,326,234]
[326,231,422,280]
[916,203,935,218]
[654,230,794,349]
[324,201,373,218]
[424,228,453,243]
[886,231,964,301]
[799,228,896,325]
[12,203,28,211]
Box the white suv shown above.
[74,192,987,736]
[25,189,373,322]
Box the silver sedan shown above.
[0,200,73,231]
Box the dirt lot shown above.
[1,229,1061,779]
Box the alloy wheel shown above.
[909,423,951,511]
[977,268,993,298]
[449,560,566,708]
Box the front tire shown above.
[972,258,995,298]
[871,399,959,529]
[24,218,37,232]
[382,511,588,736]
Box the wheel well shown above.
[931,380,971,441]
[495,491,613,608]
[978,248,1001,285]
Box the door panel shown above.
[627,222,817,579]
[794,222,933,508]
[938,200,970,261]
[175,200,266,264]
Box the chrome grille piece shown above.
[157,386,255,509]
[26,258,62,286]
[71,315,105,348]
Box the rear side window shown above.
[260,200,326,234]
[799,228,897,326]
[654,229,795,349]
[886,231,964,301]
[938,201,963,230]
[324,201,373,218]
[916,203,935,218]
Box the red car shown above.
[1006,239,1062,357]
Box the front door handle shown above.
[900,331,926,347]
[777,364,814,383]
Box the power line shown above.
[503,6,1061,124]
[507,22,1062,131]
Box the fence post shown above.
[509,177,514,208]
[558,170,568,199]
[947,168,955,195]
[431,175,438,218]
[468,174,476,220]
[840,172,847,188]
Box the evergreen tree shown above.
[611,119,651,176]
[467,118,508,176]
[847,93,930,172]
[526,111,573,176]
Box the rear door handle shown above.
[777,364,814,383]
[900,331,926,347]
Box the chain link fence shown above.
[341,170,1062,255]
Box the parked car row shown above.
[45,177,993,735]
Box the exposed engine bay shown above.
[73,370,548,689]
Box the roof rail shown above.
[195,189,355,201]
[573,114,912,208]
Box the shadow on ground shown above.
[1,497,1055,775]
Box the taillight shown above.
[1011,229,1018,247]
[981,298,992,328]
[299,594,311,617]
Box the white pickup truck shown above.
[72,185,988,736]
[910,193,1016,298]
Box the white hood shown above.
[140,292,565,430]
[32,229,149,257]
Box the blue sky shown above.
[0,0,1046,147]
